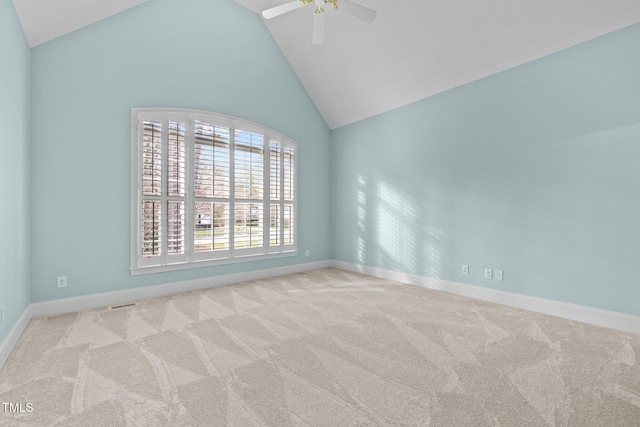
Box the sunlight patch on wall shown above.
[374,180,418,274]
[356,175,367,264]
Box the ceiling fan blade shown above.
[262,1,304,19]
[338,0,376,23]
[312,10,325,45]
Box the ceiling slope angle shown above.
[12,0,150,47]
[235,0,640,129]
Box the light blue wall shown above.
[30,0,331,302]
[13,0,640,318]
[0,0,31,339]
[332,23,640,316]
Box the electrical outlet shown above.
[57,276,67,288]
[495,269,503,281]
[462,265,469,275]
[305,249,310,257]
[484,269,493,279]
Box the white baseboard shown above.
[3,258,639,372]
[0,305,32,369]
[333,260,640,336]
[31,260,333,318]
[0,260,331,370]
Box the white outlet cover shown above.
[485,269,493,279]
[462,265,469,275]
[495,269,504,281]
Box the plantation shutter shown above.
[268,141,282,250]
[139,116,163,267]
[267,139,296,252]
[283,145,295,247]
[132,109,297,273]
[234,128,265,254]
[192,118,231,261]
[165,116,188,264]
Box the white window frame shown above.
[130,108,298,275]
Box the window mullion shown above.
[136,118,143,264]
[293,143,298,248]
[264,133,270,249]
[161,114,168,265]
[280,147,285,247]
[185,117,194,261]
[194,197,229,203]
[229,126,236,258]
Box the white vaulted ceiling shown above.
[240,0,640,128]
[12,0,640,129]
[12,0,150,47]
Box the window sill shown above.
[130,250,299,276]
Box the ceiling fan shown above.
[261,0,377,45]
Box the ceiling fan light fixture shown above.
[261,0,376,44]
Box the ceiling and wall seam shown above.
[12,0,640,129]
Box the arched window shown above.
[130,108,297,274]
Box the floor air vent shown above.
[110,303,137,310]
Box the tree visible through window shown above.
[131,109,297,273]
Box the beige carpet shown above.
[1,268,639,426]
